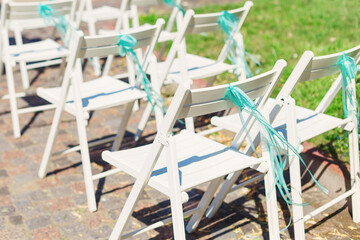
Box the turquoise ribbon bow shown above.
[163,0,185,15]
[225,85,328,230]
[336,53,359,128]
[117,35,167,115]
[218,11,257,78]
[38,4,69,44]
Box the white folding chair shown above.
[207,46,360,239]
[0,0,77,138]
[101,59,287,240]
[135,1,253,139]
[36,19,165,212]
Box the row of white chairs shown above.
[0,0,359,239]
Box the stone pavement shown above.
[0,0,360,239]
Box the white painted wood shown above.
[285,96,305,240]
[101,65,284,239]
[208,46,360,239]
[37,20,165,212]
[1,0,76,138]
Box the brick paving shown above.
[0,0,360,239]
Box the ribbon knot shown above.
[218,11,238,37]
[117,35,137,57]
[336,53,359,125]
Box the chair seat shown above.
[158,54,236,85]
[211,98,350,142]
[37,76,147,116]
[6,39,69,63]
[81,6,123,22]
[102,130,262,196]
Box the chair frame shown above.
[0,0,77,138]
[207,46,360,239]
[37,19,165,212]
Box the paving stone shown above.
[9,215,23,225]
[14,173,38,184]
[31,226,62,240]
[25,215,51,230]
[0,217,6,230]
[0,169,9,177]
[0,186,10,196]
[0,227,28,240]
[16,206,47,220]
[52,210,79,225]
[60,222,87,237]
[87,225,113,239]
[72,193,88,205]
[50,186,74,198]
[28,190,50,202]
[0,206,16,216]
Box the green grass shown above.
[140,0,360,162]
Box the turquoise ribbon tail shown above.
[117,35,167,115]
[163,0,185,15]
[224,84,328,230]
[38,4,69,44]
[336,53,359,129]
[218,11,254,78]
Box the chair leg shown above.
[186,177,223,233]
[349,126,360,222]
[166,138,186,240]
[111,101,135,151]
[264,162,280,240]
[134,102,152,141]
[206,171,242,218]
[5,61,21,138]
[286,97,305,239]
[74,113,97,212]
[38,100,64,178]
[14,28,30,89]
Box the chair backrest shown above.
[277,45,360,113]
[159,2,253,85]
[63,18,165,83]
[1,0,76,26]
[159,59,287,142]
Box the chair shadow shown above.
[123,170,271,240]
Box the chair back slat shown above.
[300,45,360,82]
[186,6,248,35]
[5,0,73,20]
[78,24,160,59]
[131,0,161,6]
[177,63,285,119]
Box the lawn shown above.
[140,0,360,162]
